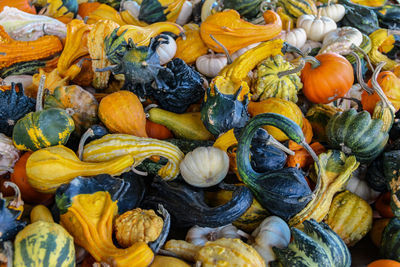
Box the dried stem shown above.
[350,43,374,72]
[349,51,374,94]
[78,128,94,160]
[36,75,46,112]
[371,62,396,113]
[209,34,233,64]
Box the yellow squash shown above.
[369,29,400,71]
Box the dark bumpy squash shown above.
[236,113,318,220]
[380,217,400,261]
[326,109,388,163]
[143,178,253,228]
[366,155,387,192]
[383,150,400,217]
[0,83,35,137]
[223,0,263,19]
[272,219,351,267]
[0,197,26,242]
[339,0,380,35]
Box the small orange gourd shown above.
[174,24,208,65]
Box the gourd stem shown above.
[371,62,396,113]
[316,8,322,19]
[209,34,233,64]
[277,59,305,78]
[304,56,321,69]
[287,20,291,32]
[301,141,321,187]
[36,74,46,112]
[144,104,159,118]
[131,166,148,176]
[78,128,94,161]
[236,229,251,240]
[388,30,400,36]
[350,51,374,94]
[350,43,374,72]
[3,182,23,208]
[266,135,295,155]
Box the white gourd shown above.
[249,216,291,265]
[121,0,140,19]
[346,164,380,204]
[318,0,345,22]
[231,42,261,60]
[300,40,322,55]
[186,224,241,246]
[0,133,20,175]
[176,1,193,25]
[180,146,229,187]
[319,27,363,55]
[156,35,177,65]
[297,9,337,42]
[196,52,227,78]
[276,22,307,48]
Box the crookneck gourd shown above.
[143,178,253,228]
[82,134,184,181]
[369,29,400,71]
[236,113,319,220]
[56,176,171,267]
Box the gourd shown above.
[318,1,345,22]
[272,219,351,267]
[200,10,282,54]
[287,142,325,169]
[44,85,99,136]
[138,0,186,24]
[247,98,303,141]
[82,134,184,181]
[249,216,291,265]
[223,0,263,19]
[115,208,164,247]
[26,145,134,193]
[174,24,208,65]
[375,192,394,218]
[78,2,101,18]
[380,217,400,261]
[156,35,177,65]
[186,224,242,246]
[0,25,62,77]
[143,178,253,228]
[42,0,78,19]
[305,104,341,142]
[300,53,354,104]
[339,0,379,35]
[297,10,337,42]
[300,40,322,56]
[0,133,19,175]
[325,190,373,246]
[150,256,190,267]
[319,27,363,55]
[346,168,380,203]
[383,150,400,217]
[146,120,173,140]
[368,29,400,71]
[180,147,229,187]
[175,0,192,25]
[252,55,303,102]
[231,42,260,61]
[277,0,317,19]
[201,78,250,137]
[147,107,214,141]
[196,52,227,78]
[368,260,400,267]
[13,205,75,267]
[98,91,147,138]
[12,79,75,152]
[276,22,307,48]
[0,0,36,14]
[370,218,390,247]
[236,113,316,220]
[366,156,387,192]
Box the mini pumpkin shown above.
[319,27,363,55]
[276,21,307,48]
[297,9,337,42]
[186,224,241,246]
[196,52,228,78]
[156,35,177,65]
[114,208,164,248]
[318,1,345,22]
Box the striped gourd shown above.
[277,0,317,19]
[83,134,185,181]
[325,190,373,246]
[345,34,372,64]
[14,221,75,267]
[381,217,400,261]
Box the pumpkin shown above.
[174,24,208,65]
[368,260,400,267]
[380,218,400,262]
[115,208,164,247]
[186,224,242,246]
[370,218,391,247]
[180,146,229,188]
[287,142,326,169]
[297,9,337,42]
[44,85,99,136]
[98,91,147,138]
[300,53,354,104]
[196,52,227,78]
[252,55,303,102]
[318,1,345,22]
[249,216,291,265]
[272,219,351,267]
[78,2,101,18]
[325,190,373,246]
[248,98,303,142]
[26,145,134,193]
[277,0,317,19]
[156,35,177,65]
[143,178,253,228]
[319,27,363,55]
[200,10,282,54]
[0,133,19,175]
[0,0,36,14]
[10,152,53,204]
[145,120,173,140]
[13,205,75,267]
[276,22,307,48]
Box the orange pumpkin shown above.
[288,117,313,151]
[287,142,325,169]
[10,152,53,204]
[0,0,36,14]
[375,192,394,218]
[361,71,400,113]
[301,53,354,104]
[367,260,400,267]
[78,2,101,19]
[175,24,208,65]
[146,120,173,140]
[98,91,148,137]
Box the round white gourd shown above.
[319,26,363,55]
[196,52,227,77]
[318,1,345,23]
[297,9,337,42]
[156,35,177,65]
[180,146,229,187]
[276,22,307,48]
[176,1,193,25]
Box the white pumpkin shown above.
[196,52,227,78]
[346,164,380,204]
[156,35,177,65]
[0,133,20,175]
[249,216,290,265]
[231,42,261,60]
[276,22,307,48]
[3,75,33,89]
[297,9,337,42]
[176,1,193,25]
[186,224,241,246]
[318,1,345,22]
[300,40,322,55]
[180,146,229,187]
[329,83,363,110]
[319,26,363,55]
[121,0,140,19]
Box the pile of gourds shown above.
[0,0,400,266]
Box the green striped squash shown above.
[345,34,372,64]
[272,219,351,267]
[14,221,75,267]
[326,109,388,163]
[380,217,400,261]
[223,0,263,19]
[12,108,75,152]
[277,0,317,19]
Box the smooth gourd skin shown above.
[223,0,263,19]
[383,150,400,217]
[338,0,379,35]
[12,108,75,151]
[326,109,388,163]
[236,113,312,220]
[380,217,400,261]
